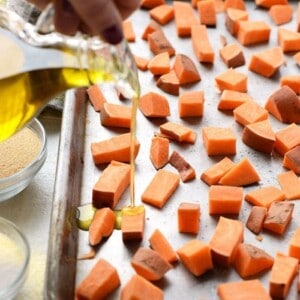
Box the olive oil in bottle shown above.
[0,67,114,141]
[0,6,139,141]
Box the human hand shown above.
[27,0,140,44]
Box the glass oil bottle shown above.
[0,4,140,141]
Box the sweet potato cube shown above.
[288,228,300,261]
[121,206,146,241]
[160,121,196,143]
[263,201,294,235]
[209,185,243,215]
[76,259,120,300]
[269,4,293,25]
[269,253,298,299]
[177,202,200,234]
[280,75,300,95]
[147,52,170,76]
[245,186,285,208]
[139,92,170,118]
[275,123,300,155]
[217,279,270,300]
[121,274,164,300]
[220,43,245,68]
[177,239,213,276]
[232,243,274,278]
[149,4,174,25]
[140,0,165,9]
[89,207,115,246]
[156,70,180,96]
[100,103,132,128]
[242,119,275,154]
[87,85,107,112]
[218,157,260,187]
[141,19,161,41]
[134,55,149,71]
[215,68,247,92]
[237,20,271,46]
[148,30,175,56]
[141,169,180,208]
[265,86,300,124]
[277,170,300,200]
[218,90,253,110]
[92,161,131,209]
[278,28,300,53]
[283,145,300,175]
[131,247,172,281]
[202,127,236,156]
[173,1,199,37]
[178,90,204,118]
[256,0,288,9]
[248,47,285,78]
[148,229,178,263]
[233,101,268,126]
[201,157,235,186]
[223,0,246,10]
[91,133,140,164]
[150,136,169,170]
[122,20,135,42]
[197,0,216,26]
[209,216,244,267]
[191,24,215,64]
[225,8,249,36]
[246,206,268,234]
[173,54,201,85]
[169,150,196,182]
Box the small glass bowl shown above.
[0,118,47,202]
[0,217,30,300]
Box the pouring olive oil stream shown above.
[0,6,143,216]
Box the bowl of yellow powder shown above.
[0,217,30,299]
[0,118,47,202]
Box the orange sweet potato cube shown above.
[177,239,213,276]
[283,145,300,175]
[121,274,164,300]
[275,123,300,155]
[121,206,146,241]
[263,201,294,235]
[215,68,247,92]
[209,185,243,215]
[202,127,237,156]
[233,101,268,126]
[237,20,271,46]
[288,228,300,261]
[178,202,201,234]
[178,91,204,118]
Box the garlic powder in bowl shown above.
[0,118,47,201]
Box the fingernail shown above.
[102,25,123,45]
[62,0,74,14]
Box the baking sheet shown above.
[45,2,300,299]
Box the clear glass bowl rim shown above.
[0,216,31,299]
[0,118,47,200]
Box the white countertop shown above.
[0,114,62,299]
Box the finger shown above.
[113,0,140,20]
[68,0,123,44]
[53,0,80,36]
[27,0,51,10]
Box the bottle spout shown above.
[109,39,140,99]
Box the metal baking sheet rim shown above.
[44,2,300,300]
